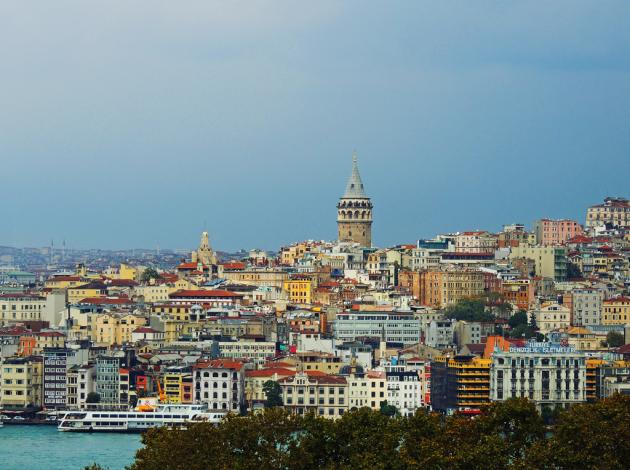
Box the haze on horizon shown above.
[1,1,629,252]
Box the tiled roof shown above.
[170,289,243,298]
[245,367,295,378]
[193,359,244,371]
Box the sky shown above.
[1,1,629,252]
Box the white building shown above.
[218,340,276,366]
[490,340,586,409]
[333,311,421,345]
[534,304,570,335]
[424,319,455,349]
[193,359,245,413]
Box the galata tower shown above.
[337,155,373,246]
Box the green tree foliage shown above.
[378,400,399,417]
[120,396,630,470]
[605,331,625,348]
[140,267,160,283]
[508,310,528,328]
[530,394,630,470]
[262,380,283,408]
[444,298,495,322]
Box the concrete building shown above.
[337,155,373,247]
[42,348,68,410]
[96,354,128,406]
[0,356,43,409]
[333,311,421,345]
[0,293,46,325]
[571,289,604,326]
[586,197,630,229]
[411,269,485,309]
[279,371,348,418]
[602,297,630,325]
[534,304,571,335]
[534,219,584,246]
[193,359,245,413]
[455,231,498,254]
[454,321,482,350]
[66,363,95,409]
[431,355,491,414]
[490,340,587,409]
[509,246,567,281]
[424,319,455,349]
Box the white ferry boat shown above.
[58,403,225,432]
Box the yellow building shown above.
[245,367,296,406]
[44,275,88,290]
[162,372,193,404]
[0,293,46,325]
[283,277,314,304]
[148,315,188,343]
[67,282,107,304]
[223,269,290,290]
[566,327,607,351]
[367,370,387,409]
[291,352,344,374]
[416,269,485,308]
[91,313,147,345]
[432,355,491,412]
[0,357,43,409]
[119,264,138,281]
[602,297,630,325]
[508,246,567,281]
[136,285,177,303]
[279,371,348,418]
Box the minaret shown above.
[337,154,373,246]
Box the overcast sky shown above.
[1,1,629,251]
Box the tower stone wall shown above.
[337,155,373,247]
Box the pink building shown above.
[535,219,584,246]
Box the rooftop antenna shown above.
[50,239,54,265]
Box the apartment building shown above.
[490,341,587,409]
[192,359,245,413]
[279,371,348,418]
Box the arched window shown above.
[354,210,360,219]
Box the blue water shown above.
[0,425,143,470]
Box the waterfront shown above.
[0,425,142,470]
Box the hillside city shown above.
[1,157,629,421]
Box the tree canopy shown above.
[444,298,495,322]
[262,380,283,408]
[140,267,160,283]
[109,395,630,470]
[606,331,625,348]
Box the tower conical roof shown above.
[343,154,368,198]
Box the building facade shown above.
[337,155,373,247]
[586,197,630,228]
[490,341,587,409]
[534,219,584,246]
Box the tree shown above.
[122,399,630,470]
[508,310,528,329]
[529,310,538,330]
[444,298,495,322]
[86,392,100,404]
[140,267,160,283]
[537,394,630,470]
[606,331,625,348]
[566,262,583,280]
[379,400,399,417]
[262,380,283,408]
